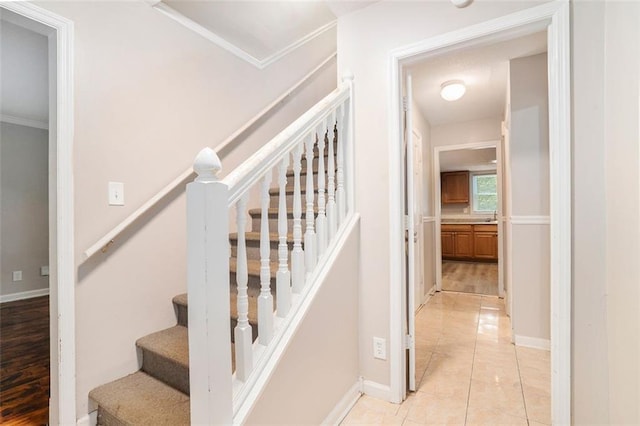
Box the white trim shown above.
[232,214,360,424]
[510,215,550,225]
[321,381,362,425]
[0,2,76,425]
[152,2,336,70]
[0,114,49,130]
[76,411,97,426]
[387,3,571,424]
[361,380,393,401]
[0,288,50,303]
[422,216,436,223]
[515,335,551,351]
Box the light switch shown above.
[40,266,49,276]
[109,182,125,206]
[12,271,22,282]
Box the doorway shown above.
[391,3,571,423]
[0,3,75,424]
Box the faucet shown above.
[493,210,497,221]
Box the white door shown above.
[404,75,417,392]
[412,130,425,308]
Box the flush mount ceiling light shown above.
[440,80,466,101]
[451,0,473,8]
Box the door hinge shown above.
[404,215,410,230]
[404,334,414,349]
[402,96,408,112]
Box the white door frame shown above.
[0,3,76,424]
[387,2,571,423]
[433,141,503,296]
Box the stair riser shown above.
[230,238,290,261]
[250,215,318,234]
[269,190,324,208]
[139,349,190,395]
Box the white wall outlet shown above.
[12,270,23,282]
[108,182,125,206]
[373,337,386,360]
[40,266,50,276]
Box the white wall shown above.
[509,53,550,343]
[337,0,546,391]
[245,221,360,424]
[0,20,49,122]
[33,1,337,419]
[570,1,609,422]
[431,117,501,149]
[0,123,49,297]
[602,1,640,423]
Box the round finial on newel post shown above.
[342,70,354,83]
[193,147,222,182]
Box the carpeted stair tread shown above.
[89,371,190,426]
[268,187,319,196]
[230,257,279,278]
[174,292,260,326]
[136,326,189,369]
[229,231,295,243]
[248,207,318,218]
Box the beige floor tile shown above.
[522,383,551,425]
[405,391,467,425]
[465,407,528,425]
[467,379,526,419]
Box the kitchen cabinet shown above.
[441,224,473,259]
[441,223,497,261]
[441,171,469,204]
[473,224,498,260]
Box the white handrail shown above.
[83,52,336,260]
[224,86,349,206]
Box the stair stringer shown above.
[232,213,360,424]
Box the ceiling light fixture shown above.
[440,80,466,101]
[451,0,473,8]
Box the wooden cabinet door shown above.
[441,232,455,257]
[474,232,496,259]
[441,171,469,204]
[454,231,473,257]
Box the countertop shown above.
[441,220,498,225]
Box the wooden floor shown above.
[441,260,498,296]
[0,296,49,425]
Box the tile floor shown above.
[341,292,551,425]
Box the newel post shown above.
[187,148,233,425]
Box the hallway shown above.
[342,292,550,425]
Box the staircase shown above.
[88,141,336,426]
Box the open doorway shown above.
[392,3,570,423]
[435,144,502,297]
[0,4,75,424]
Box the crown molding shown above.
[1,114,49,130]
[151,2,336,70]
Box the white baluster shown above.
[233,194,252,381]
[304,132,317,272]
[336,103,346,224]
[326,110,337,240]
[258,171,273,345]
[291,143,305,293]
[316,119,328,256]
[187,148,232,424]
[276,157,291,317]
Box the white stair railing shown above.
[187,73,354,424]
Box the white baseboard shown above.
[361,380,392,401]
[322,380,362,425]
[515,335,551,351]
[0,287,49,303]
[76,411,97,426]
